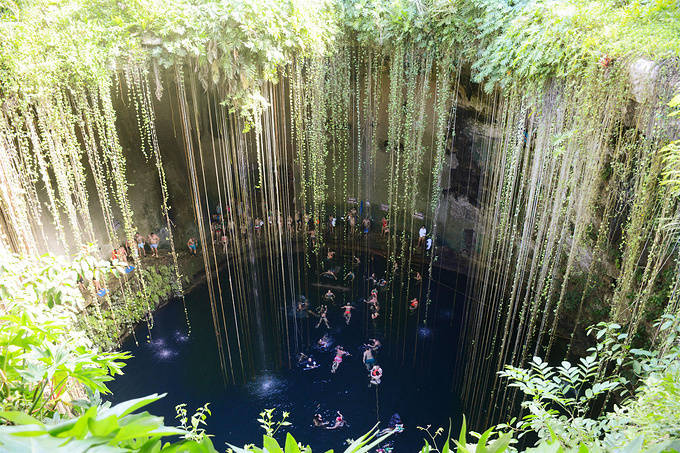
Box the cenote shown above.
[1,1,680,451]
[108,252,465,451]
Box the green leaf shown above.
[620,436,643,453]
[263,435,283,453]
[284,433,301,453]
[87,414,120,437]
[458,415,467,446]
[0,411,45,427]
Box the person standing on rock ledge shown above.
[187,237,197,255]
[418,225,427,248]
[135,232,146,257]
[148,232,160,258]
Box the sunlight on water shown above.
[247,373,287,399]
[417,326,433,339]
[148,337,178,360]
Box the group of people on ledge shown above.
[188,203,436,256]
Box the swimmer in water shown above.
[313,413,327,427]
[327,250,335,260]
[409,298,419,312]
[367,338,381,350]
[340,304,355,325]
[330,346,350,373]
[297,352,309,365]
[365,295,378,310]
[344,271,355,282]
[367,273,377,286]
[326,411,346,430]
[369,365,383,386]
[365,299,379,319]
[323,289,335,303]
[414,271,422,283]
[317,334,330,349]
[363,347,376,371]
[315,305,330,329]
[378,413,404,436]
[321,269,337,280]
[297,300,309,312]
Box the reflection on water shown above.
[247,373,287,399]
[417,326,433,339]
[148,338,179,360]
[108,254,465,451]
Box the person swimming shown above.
[297,352,309,365]
[367,273,377,285]
[316,305,330,329]
[323,290,335,303]
[330,346,350,373]
[326,411,346,430]
[341,304,355,325]
[409,298,419,312]
[313,413,327,427]
[321,269,337,280]
[369,365,383,386]
[378,413,404,436]
[317,334,331,350]
[303,356,318,370]
[366,338,382,351]
[363,347,376,371]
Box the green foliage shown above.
[256,408,291,437]
[228,422,394,453]
[0,0,337,116]
[496,319,680,451]
[660,94,680,196]
[339,0,680,90]
[176,403,212,442]
[454,416,512,453]
[0,250,129,420]
[80,263,178,350]
[0,393,218,452]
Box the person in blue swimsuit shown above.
[363,347,376,371]
[148,232,160,258]
[134,233,146,257]
[187,237,198,255]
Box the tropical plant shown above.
[0,393,218,452]
[495,319,680,451]
[256,408,292,437]
[176,402,213,442]
[0,249,130,420]
[227,423,394,453]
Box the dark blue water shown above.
[108,254,465,452]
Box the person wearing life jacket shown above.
[369,364,383,386]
